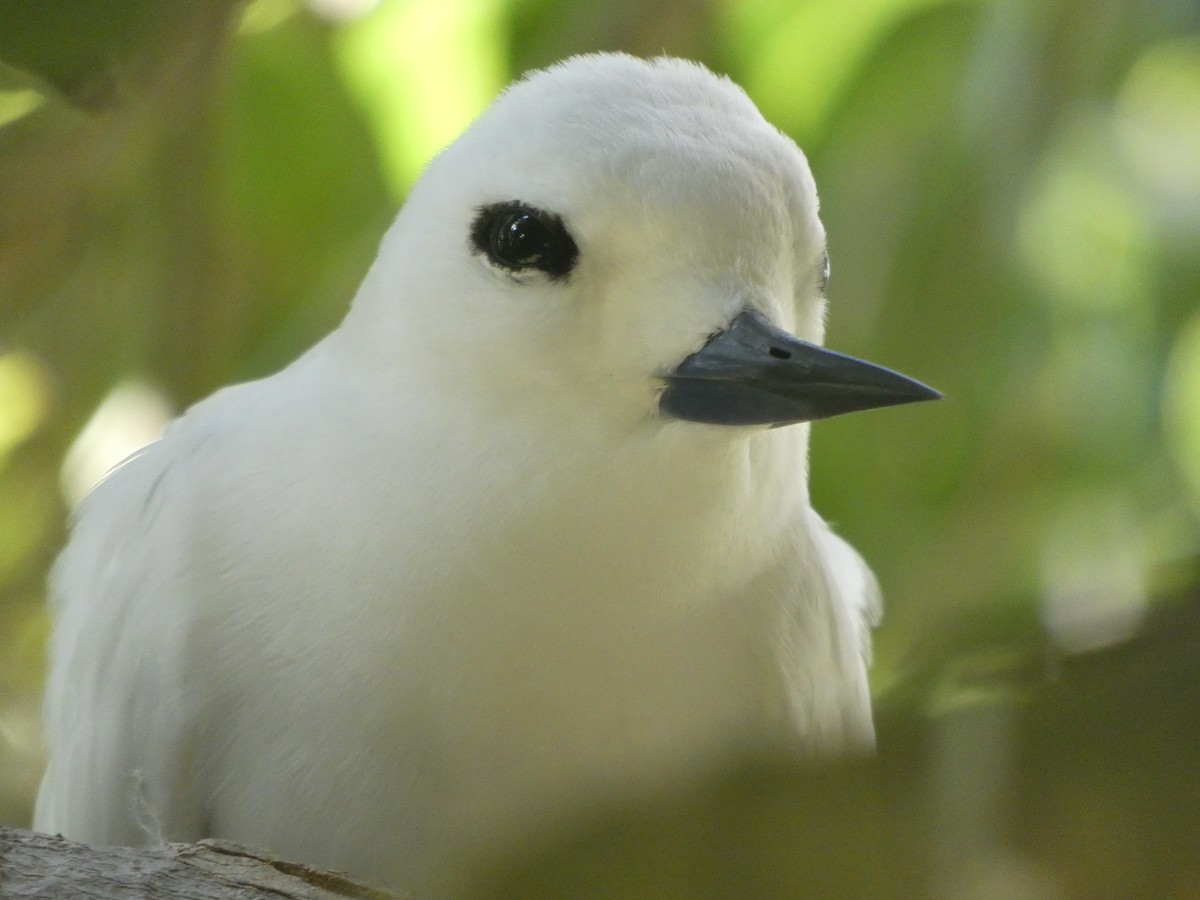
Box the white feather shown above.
[37,54,885,898]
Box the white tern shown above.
[36,53,938,897]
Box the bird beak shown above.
[660,309,941,427]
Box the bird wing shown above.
[773,507,882,753]
[806,507,883,668]
[35,428,211,845]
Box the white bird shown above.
[35,54,938,897]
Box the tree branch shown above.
[0,826,404,899]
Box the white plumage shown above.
[36,54,934,897]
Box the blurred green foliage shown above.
[2,0,1199,893]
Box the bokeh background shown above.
[2,0,1199,896]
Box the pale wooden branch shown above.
[0,826,404,899]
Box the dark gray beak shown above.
[660,309,941,427]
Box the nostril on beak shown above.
[769,346,792,360]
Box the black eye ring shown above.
[470,201,579,280]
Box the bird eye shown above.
[470,201,579,280]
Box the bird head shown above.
[341,54,938,439]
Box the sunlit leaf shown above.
[333,0,508,197]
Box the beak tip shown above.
[910,382,943,404]
[855,374,942,416]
